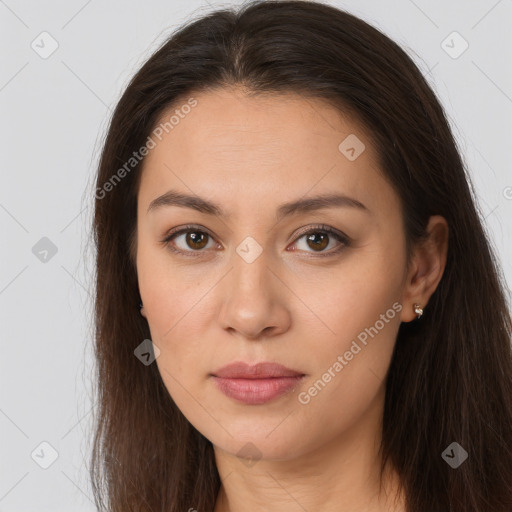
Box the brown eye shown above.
[161,226,216,256]
[291,225,350,257]
[184,231,209,250]
[161,224,350,259]
[305,232,329,251]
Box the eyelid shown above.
[291,223,348,243]
[161,224,214,242]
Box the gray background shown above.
[1,0,511,509]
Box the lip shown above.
[210,362,306,405]
[211,361,304,379]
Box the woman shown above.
[89,1,512,511]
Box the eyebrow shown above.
[147,189,371,220]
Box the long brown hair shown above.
[89,1,512,510]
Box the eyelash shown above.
[160,224,351,259]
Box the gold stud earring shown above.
[413,303,423,320]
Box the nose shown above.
[216,248,292,340]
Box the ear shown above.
[400,215,449,322]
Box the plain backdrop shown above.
[1,0,511,509]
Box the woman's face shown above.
[135,87,411,461]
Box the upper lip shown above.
[211,361,305,379]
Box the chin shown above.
[209,422,316,463]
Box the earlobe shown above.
[400,215,449,323]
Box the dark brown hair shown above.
[89,1,512,510]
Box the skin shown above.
[135,86,449,512]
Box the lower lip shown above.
[211,376,305,405]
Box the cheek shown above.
[137,248,216,406]
[287,280,402,453]
[141,261,215,424]
[298,279,401,394]
[137,236,210,337]
[291,245,405,403]
[295,246,404,344]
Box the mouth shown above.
[210,361,306,405]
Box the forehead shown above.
[151,87,371,159]
[138,87,397,217]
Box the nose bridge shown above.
[225,210,274,285]
[230,235,273,303]
[234,234,267,277]
[216,234,291,339]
